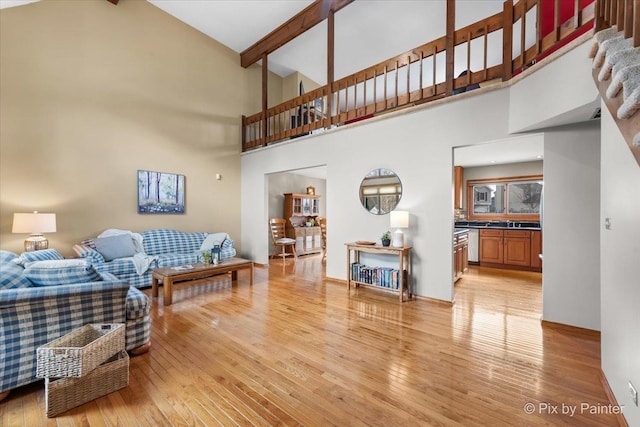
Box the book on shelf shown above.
[351,262,400,289]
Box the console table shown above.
[345,243,412,302]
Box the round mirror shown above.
[359,168,402,215]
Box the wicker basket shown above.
[45,350,129,418]
[36,324,125,378]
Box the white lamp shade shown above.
[390,210,409,228]
[12,212,57,234]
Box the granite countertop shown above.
[455,220,541,231]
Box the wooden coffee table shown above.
[151,257,253,306]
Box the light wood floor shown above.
[1,257,621,426]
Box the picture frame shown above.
[137,170,185,214]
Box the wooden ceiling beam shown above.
[240,0,354,68]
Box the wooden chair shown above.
[317,217,327,263]
[269,218,297,262]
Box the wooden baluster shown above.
[536,0,542,54]
[419,50,423,101]
[467,31,472,87]
[406,56,411,103]
[373,71,378,112]
[354,76,358,117]
[611,0,618,25]
[555,0,561,41]
[364,73,368,114]
[432,46,437,97]
[634,0,640,47]
[483,25,489,81]
[394,60,399,107]
[624,0,633,38]
[345,80,350,117]
[521,2,526,68]
[241,115,246,149]
[384,65,388,108]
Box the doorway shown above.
[452,136,544,310]
[266,166,327,261]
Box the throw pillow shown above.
[23,260,101,286]
[0,249,18,264]
[0,263,32,289]
[12,248,64,266]
[94,234,137,261]
[200,233,228,251]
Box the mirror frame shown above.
[359,168,402,215]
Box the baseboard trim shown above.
[599,370,630,427]
[540,320,600,337]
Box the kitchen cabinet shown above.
[454,166,464,210]
[479,228,541,272]
[503,230,531,267]
[453,231,469,282]
[479,229,504,264]
[530,230,542,269]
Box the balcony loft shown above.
[242,0,639,163]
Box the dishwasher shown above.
[468,229,479,263]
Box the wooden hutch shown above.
[283,193,322,256]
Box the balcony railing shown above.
[242,0,597,152]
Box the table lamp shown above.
[390,210,409,248]
[12,211,57,251]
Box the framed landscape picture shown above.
[137,170,185,214]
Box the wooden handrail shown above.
[242,0,598,152]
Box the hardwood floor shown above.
[1,258,621,426]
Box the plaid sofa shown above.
[0,250,151,395]
[73,229,236,288]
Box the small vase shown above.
[382,239,391,247]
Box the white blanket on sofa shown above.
[98,229,156,275]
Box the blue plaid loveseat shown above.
[73,229,236,288]
[0,250,151,398]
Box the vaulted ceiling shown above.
[0,0,544,166]
[0,0,504,85]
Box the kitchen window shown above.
[467,175,542,220]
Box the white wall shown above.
[241,39,602,308]
[242,88,513,301]
[600,106,640,425]
[542,122,601,331]
[509,40,599,133]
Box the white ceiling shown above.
[1,0,545,169]
[146,0,505,84]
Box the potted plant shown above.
[381,231,392,247]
